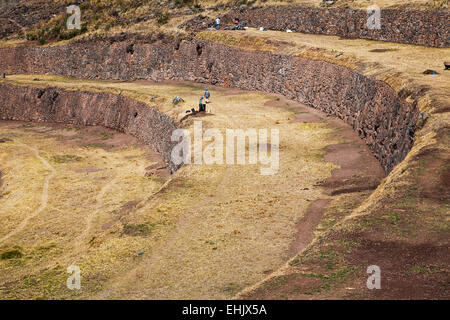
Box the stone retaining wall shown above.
[222,7,449,48]
[0,38,419,172]
[0,83,181,173]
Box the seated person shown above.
[233,18,242,30]
[199,96,206,112]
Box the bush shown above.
[156,12,170,25]
[52,154,83,163]
[1,249,23,260]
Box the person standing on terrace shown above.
[215,17,221,29]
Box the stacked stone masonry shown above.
[0,83,180,173]
[222,7,449,48]
[0,39,419,173]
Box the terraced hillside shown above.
[0,0,448,300]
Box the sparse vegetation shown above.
[301,267,356,295]
[156,12,170,25]
[26,14,88,44]
[51,154,83,163]
[123,223,152,236]
[94,131,113,141]
[0,0,448,301]
[1,249,23,260]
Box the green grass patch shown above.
[388,211,402,225]
[301,267,355,295]
[52,154,83,163]
[221,282,241,295]
[1,249,23,260]
[123,223,152,236]
[319,250,339,270]
[83,143,108,149]
[94,131,113,141]
[37,243,57,252]
[20,124,36,129]
[409,264,448,275]
[262,275,289,291]
[289,256,300,266]
[156,12,170,25]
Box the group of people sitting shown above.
[215,17,243,30]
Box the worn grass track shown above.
[0,77,383,299]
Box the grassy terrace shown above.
[186,30,449,299]
[0,7,448,299]
[1,75,378,299]
[197,29,450,113]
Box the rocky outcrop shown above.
[222,7,449,48]
[0,38,419,173]
[0,83,181,173]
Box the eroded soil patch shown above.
[0,80,385,299]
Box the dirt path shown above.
[0,79,386,299]
[288,199,332,257]
[234,94,385,299]
[75,176,120,246]
[0,140,56,244]
[90,81,386,299]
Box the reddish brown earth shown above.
[264,94,385,262]
[241,126,449,299]
[0,120,170,180]
[289,199,332,257]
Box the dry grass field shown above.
[0,0,447,299]
[0,76,380,299]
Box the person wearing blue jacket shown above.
[204,88,210,103]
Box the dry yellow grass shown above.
[196,29,360,69]
[202,28,450,114]
[219,29,449,299]
[0,122,168,298]
[1,25,449,298]
[1,75,208,119]
[0,77,344,299]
